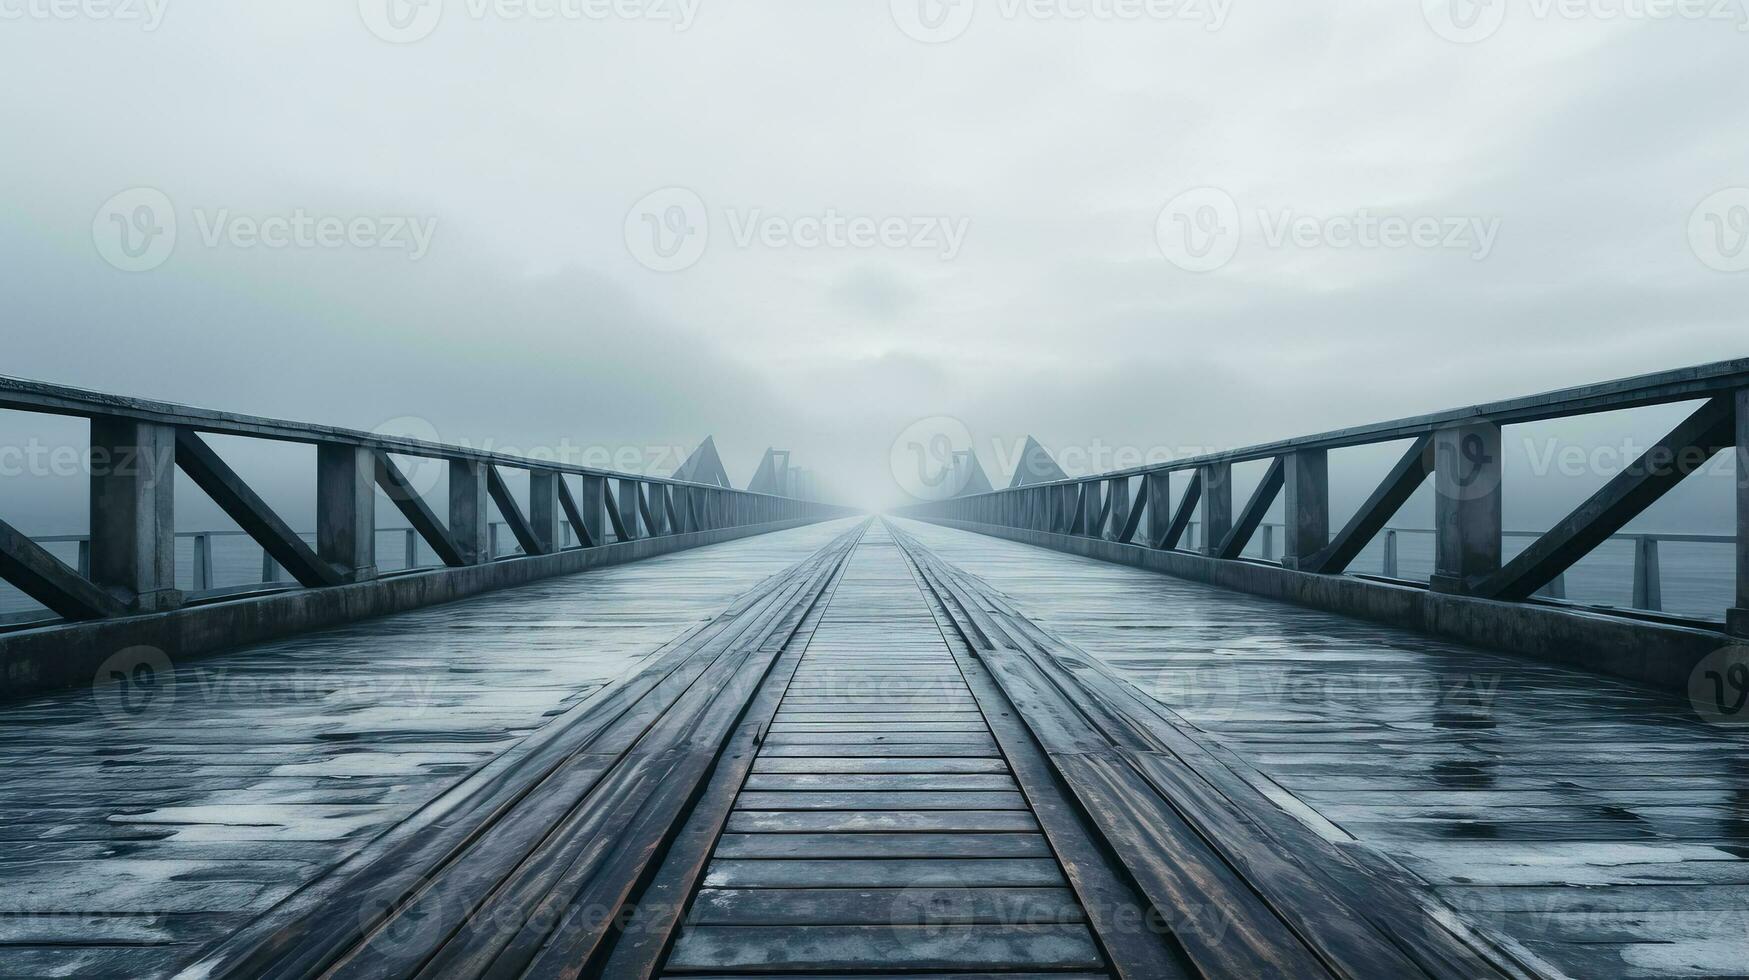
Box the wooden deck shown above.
[3,516,1744,978]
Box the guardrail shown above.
[0,376,851,626]
[897,358,1749,636]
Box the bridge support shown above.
[1145,472,1171,547]
[1199,462,1232,556]
[1432,422,1502,595]
[88,419,182,611]
[450,460,492,564]
[1282,449,1329,570]
[1734,390,1749,637]
[528,471,563,554]
[318,444,378,583]
[618,479,643,540]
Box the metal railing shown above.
[897,358,1749,633]
[0,375,852,626]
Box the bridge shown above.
[0,361,1746,979]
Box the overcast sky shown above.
[1,0,1745,529]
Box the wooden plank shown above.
[733,791,1028,810]
[725,810,1039,833]
[713,833,1051,859]
[685,887,1084,926]
[702,858,1065,889]
[665,924,1104,973]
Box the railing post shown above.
[317,444,377,582]
[1106,477,1130,541]
[1282,449,1329,570]
[1199,462,1232,557]
[193,533,213,592]
[77,539,92,578]
[528,471,562,554]
[1146,471,1171,548]
[1633,536,1663,611]
[489,523,500,558]
[449,460,491,564]
[1383,530,1399,578]
[580,475,606,545]
[618,479,642,539]
[1733,390,1749,636]
[88,418,182,611]
[1261,525,1274,561]
[1432,422,1502,595]
[262,550,279,584]
[405,528,418,569]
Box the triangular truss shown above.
[673,436,733,488]
[1007,436,1068,488]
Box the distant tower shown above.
[748,449,793,496]
[672,436,733,488]
[1008,436,1068,488]
[952,450,994,496]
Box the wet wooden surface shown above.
[893,518,1749,979]
[668,524,1109,977]
[0,519,860,980]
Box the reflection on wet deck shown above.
[893,518,1749,978]
[0,519,860,979]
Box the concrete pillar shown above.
[1282,449,1329,570]
[1145,472,1171,547]
[88,419,182,611]
[1106,478,1131,540]
[449,460,491,565]
[528,471,562,554]
[1734,390,1749,636]
[318,444,377,582]
[1432,422,1503,594]
[618,479,642,539]
[1200,462,1232,557]
[580,475,606,545]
